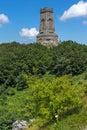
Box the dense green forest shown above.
[0,41,87,130]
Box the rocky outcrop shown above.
[12,120,28,130]
[84,127,87,130]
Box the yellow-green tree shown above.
[25,75,84,122]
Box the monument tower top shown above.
[36,7,58,46]
[40,7,53,13]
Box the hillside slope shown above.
[0,41,87,130]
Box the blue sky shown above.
[0,0,87,44]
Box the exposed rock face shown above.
[12,120,28,130]
[84,127,87,130]
[36,7,58,46]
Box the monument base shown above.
[37,33,58,46]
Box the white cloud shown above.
[20,27,39,39]
[60,0,87,21]
[0,14,9,26]
[83,20,87,25]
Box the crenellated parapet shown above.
[40,8,53,13]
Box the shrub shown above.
[16,73,28,91]
[25,76,85,122]
[6,88,15,96]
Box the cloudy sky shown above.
[0,0,87,44]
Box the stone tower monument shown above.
[36,7,58,46]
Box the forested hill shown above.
[0,41,87,130]
[0,41,87,89]
[0,41,87,91]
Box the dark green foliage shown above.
[0,41,87,94]
[6,88,15,96]
[5,75,16,88]
[16,73,28,91]
[84,73,87,80]
[0,41,87,129]
[0,113,14,130]
[50,41,87,76]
